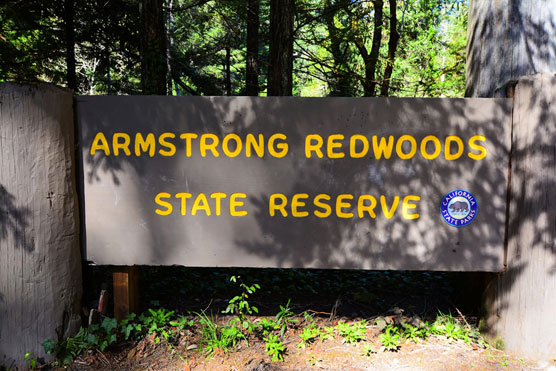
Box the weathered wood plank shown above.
[466,0,556,97]
[484,74,556,358]
[113,266,139,322]
[0,84,82,368]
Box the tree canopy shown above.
[0,0,467,97]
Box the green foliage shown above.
[197,311,247,355]
[257,318,280,336]
[24,352,37,369]
[42,317,118,365]
[1,0,467,97]
[298,327,321,348]
[275,299,296,336]
[379,325,402,351]
[402,323,429,342]
[263,334,285,362]
[361,343,376,357]
[336,320,368,344]
[319,326,335,341]
[223,276,260,330]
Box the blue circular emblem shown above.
[440,190,478,227]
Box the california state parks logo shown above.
[440,190,478,227]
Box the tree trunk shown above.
[324,0,352,96]
[380,0,398,96]
[64,0,77,91]
[268,0,294,96]
[0,84,82,368]
[466,0,556,358]
[246,0,259,96]
[466,0,556,97]
[225,44,232,96]
[166,0,174,95]
[354,0,383,97]
[140,0,167,95]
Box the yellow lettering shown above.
[358,195,377,218]
[327,134,345,159]
[155,192,173,215]
[175,192,192,215]
[291,193,309,217]
[395,135,417,159]
[468,135,487,160]
[350,135,369,158]
[210,192,226,216]
[336,194,354,218]
[191,193,211,216]
[420,135,441,160]
[269,193,288,217]
[268,134,289,158]
[159,132,176,156]
[200,134,220,157]
[372,136,394,159]
[113,133,131,156]
[179,133,198,157]
[90,132,110,156]
[380,195,399,219]
[314,194,332,218]
[135,133,156,157]
[245,134,264,158]
[305,134,324,158]
[222,133,243,157]
[402,195,420,220]
[445,135,464,160]
[230,193,248,216]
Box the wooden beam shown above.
[113,266,139,321]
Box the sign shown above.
[76,96,511,271]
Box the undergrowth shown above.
[42,277,488,365]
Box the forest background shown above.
[0,0,467,98]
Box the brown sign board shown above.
[76,96,511,271]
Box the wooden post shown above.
[0,84,82,368]
[466,1,556,358]
[483,73,556,358]
[466,1,556,97]
[113,266,139,321]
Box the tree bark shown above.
[466,0,556,97]
[268,0,294,96]
[0,84,82,368]
[380,0,398,96]
[64,0,77,91]
[354,0,383,97]
[246,0,260,96]
[324,0,353,96]
[140,0,167,95]
[225,44,232,96]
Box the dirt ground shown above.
[63,316,552,371]
[55,267,556,371]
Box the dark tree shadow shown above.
[0,184,32,252]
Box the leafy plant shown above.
[275,299,296,336]
[403,323,429,342]
[319,326,335,342]
[264,333,285,362]
[24,352,37,369]
[379,325,402,351]
[141,308,175,335]
[336,320,368,344]
[197,311,246,355]
[42,317,118,364]
[257,318,279,336]
[222,276,260,330]
[361,343,377,357]
[120,313,143,340]
[298,327,321,348]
